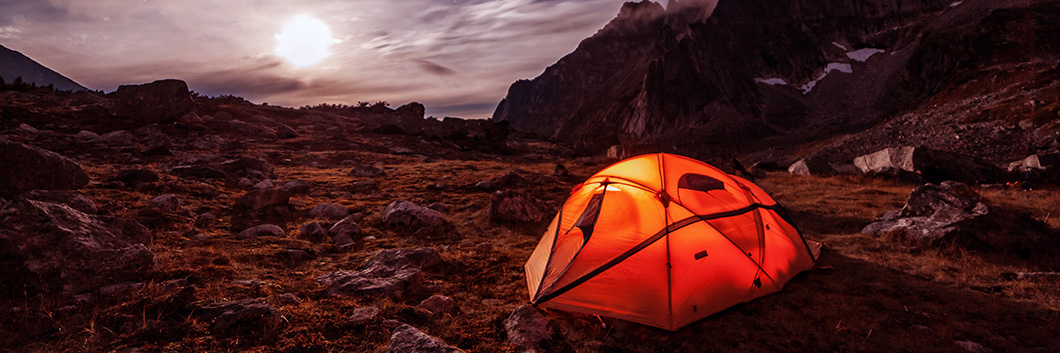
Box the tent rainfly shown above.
[524,153,817,330]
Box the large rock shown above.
[236,187,291,211]
[388,324,462,353]
[112,79,194,123]
[853,146,1002,184]
[862,181,1050,251]
[197,299,280,332]
[316,247,442,297]
[788,157,834,177]
[383,201,445,228]
[0,194,153,296]
[0,139,90,197]
[20,190,97,214]
[487,191,551,223]
[504,305,553,353]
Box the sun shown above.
[274,15,339,68]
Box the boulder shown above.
[171,165,228,180]
[308,203,350,220]
[299,222,329,243]
[236,187,291,211]
[114,168,160,186]
[383,201,445,228]
[853,146,1002,184]
[1007,152,1060,172]
[140,131,173,156]
[854,146,916,175]
[504,305,553,353]
[145,194,180,214]
[350,164,385,177]
[330,215,363,247]
[283,179,310,193]
[316,247,442,297]
[418,295,459,316]
[92,130,135,146]
[112,79,194,123]
[388,324,462,353]
[487,191,551,223]
[237,224,285,240]
[197,299,280,332]
[862,181,1050,251]
[0,194,153,296]
[0,139,90,197]
[787,157,834,177]
[20,190,97,214]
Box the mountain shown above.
[0,43,88,91]
[492,0,1060,165]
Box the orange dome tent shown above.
[524,153,817,330]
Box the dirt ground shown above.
[2,136,1059,352]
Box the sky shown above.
[0,0,629,118]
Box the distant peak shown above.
[616,0,666,20]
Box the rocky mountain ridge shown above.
[493,0,1060,167]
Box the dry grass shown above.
[2,147,1059,352]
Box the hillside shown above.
[0,43,88,92]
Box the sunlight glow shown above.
[274,15,339,68]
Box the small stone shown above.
[237,224,285,240]
[418,295,458,316]
[286,249,312,261]
[352,179,379,192]
[147,194,180,214]
[350,164,385,177]
[278,293,301,306]
[383,200,445,228]
[349,306,380,326]
[955,340,993,353]
[237,178,254,188]
[195,213,219,227]
[388,324,461,353]
[299,222,329,243]
[254,180,274,189]
[428,203,448,213]
[474,180,494,190]
[504,305,553,353]
[283,179,310,193]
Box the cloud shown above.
[0,0,627,118]
[412,59,456,76]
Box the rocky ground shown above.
[1,83,1058,352]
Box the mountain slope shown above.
[492,0,1060,165]
[0,44,88,91]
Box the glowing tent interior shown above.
[524,153,818,330]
